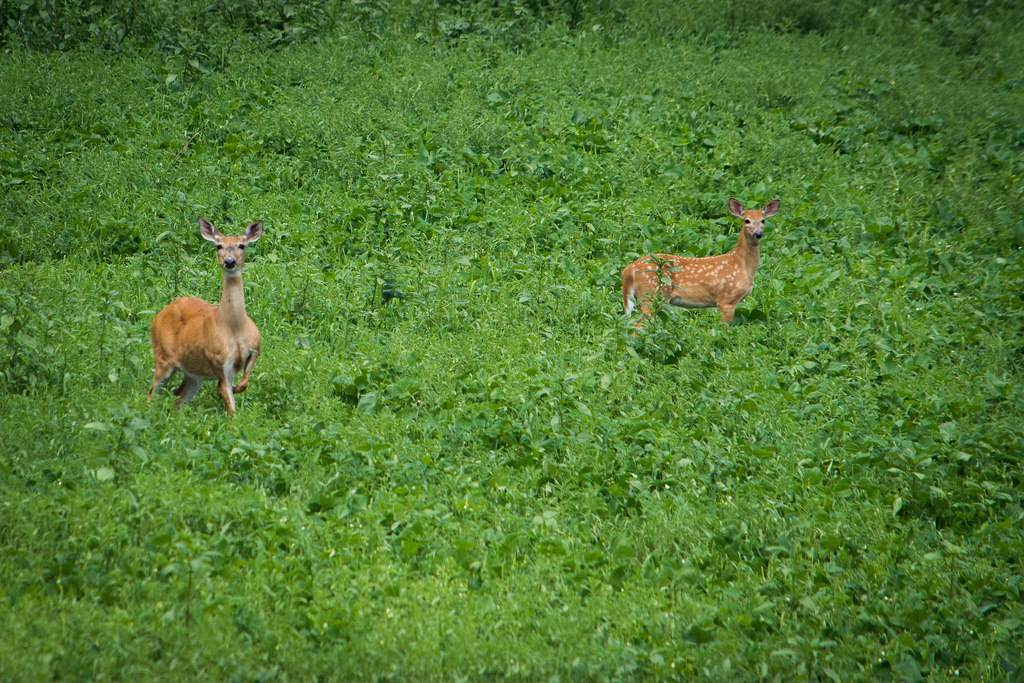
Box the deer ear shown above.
[199,217,221,242]
[728,198,744,217]
[245,220,263,242]
[762,200,780,218]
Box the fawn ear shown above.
[762,200,780,218]
[728,198,744,217]
[199,217,221,242]
[245,220,263,242]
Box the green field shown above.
[2,1,1023,679]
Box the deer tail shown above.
[621,266,635,315]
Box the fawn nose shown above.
[224,257,237,269]
[754,229,763,240]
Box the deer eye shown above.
[744,219,751,224]
[216,244,223,249]
[239,245,245,250]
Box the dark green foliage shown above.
[1,0,1023,680]
[0,0,340,51]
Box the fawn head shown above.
[728,198,780,244]
[199,217,263,278]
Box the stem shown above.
[185,560,193,626]
[98,288,109,366]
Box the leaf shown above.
[151,533,173,546]
[537,538,566,556]
[94,467,115,482]
[687,624,714,644]
[822,666,842,683]
[938,421,958,442]
[356,391,378,414]
[573,400,592,417]
[400,538,421,560]
[996,617,1022,636]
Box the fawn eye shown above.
[216,244,223,249]
[239,245,245,250]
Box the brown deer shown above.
[621,198,780,326]
[148,218,263,415]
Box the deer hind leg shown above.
[148,364,178,402]
[626,297,657,334]
[173,375,204,409]
[634,288,664,329]
[637,301,653,327]
[232,349,259,394]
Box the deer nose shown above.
[224,258,237,269]
[754,230,763,239]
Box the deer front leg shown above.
[217,378,237,416]
[233,349,259,394]
[717,302,736,323]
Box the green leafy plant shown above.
[1,1,1022,680]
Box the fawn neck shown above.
[217,273,248,331]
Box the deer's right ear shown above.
[199,217,220,242]
[728,198,744,217]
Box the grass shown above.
[1,0,1023,679]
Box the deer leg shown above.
[174,375,203,408]
[717,303,736,323]
[148,365,177,401]
[217,378,237,416]
[632,301,654,331]
[232,350,259,394]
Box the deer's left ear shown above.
[762,200,780,218]
[245,221,263,242]
[728,198,744,217]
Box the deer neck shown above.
[734,233,761,273]
[217,273,248,332]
